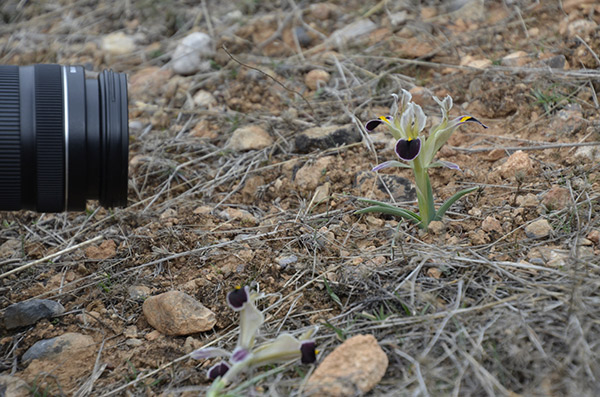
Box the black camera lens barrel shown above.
[0,64,128,212]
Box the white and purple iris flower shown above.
[365,89,487,171]
[191,286,318,385]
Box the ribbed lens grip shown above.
[35,65,64,212]
[0,65,20,210]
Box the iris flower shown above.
[191,286,318,396]
[358,90,487,229]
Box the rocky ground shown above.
[1,0,600,396]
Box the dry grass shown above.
[1,0,600,396]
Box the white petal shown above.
[238,300,264,350]
[413,104,427,133]
[248,334,302,367]
[399,102,414,136]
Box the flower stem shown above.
[413,160,435,229]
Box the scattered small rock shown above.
[295,125,361,153]
[427,220,445,235]
[142,291,216,336]
[516,193,539,207]
[229,125,273,151]
[311,182,331,205]
[190,120,218,139]
[171,32,214,75]
[461,55,492,69]
[426,267,442,279]
[293,26,312,47]
[0,238,20,258]
[501,51,532,67]
[126,338,144,347]
[356,171,416,202]
[486,148,505,162]
[482,216,502,233]
[541,185,570,211]
[497,150,534,179]
[128,67,173,98]
[574,145,600,162]
[160,208,178,221]
[329,19,377,48]
[128,285,152,301]
[193,90,217,108]
[389,11,408,27]
[22,332,94,363]
[539,54,567,70]
[0,374,30,397]
[101,32,136,56]
[562,0,596,12]
[85,239,117,260]
[222,208,257,224]
[529,246,569,268]
[305,69,331,90]
[306,334,388,397]
[295,157,334,191]
[587,229,600,245]
[3,299,65,329]
[567,19,597,38]
[277,255,298,268]
[145,329,162,341]
[549,104,585,136]
[525,219,553,239]
[310,3,338,20]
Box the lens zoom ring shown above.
[35,65,64,212]
[0,66,20,209]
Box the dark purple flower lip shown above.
[300,340,317,364]
[227,286,249,311]
[207,361,230,380]
[395,137,421,161]
[365,116,392,132]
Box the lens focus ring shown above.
[35,64,64,212]
[0,66,21,210]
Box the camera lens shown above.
[0,64,128,212]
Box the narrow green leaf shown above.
[355,206,421,223]
[434,186,478,221]
[322,277,342,308]
[356,198,400,209]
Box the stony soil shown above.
[1,0,600,396]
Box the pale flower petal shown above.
[190,347,231,360]
[238,298,264,350]
[247,334,302,367]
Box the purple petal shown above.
[365,116,392,132]
[395,138,421,161]
[207,361,230,380]
[231,347,250,363]
[438,160,460,170]
[300,340,317,364]
[227,286,249,311]
[372,161,395,172]
[190,347,230,360]
[456,115,487,128]
[365,119,383,131]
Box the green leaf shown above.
[434,186,478,221]
[355,205,421,223]
[322,277,342,308]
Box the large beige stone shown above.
[229,125,273,151]
[306,334,388,396]
[143,291,216,336]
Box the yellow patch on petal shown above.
[460,116,473,123]
[379,116,389,122]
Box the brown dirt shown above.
[1,1,600,396]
